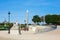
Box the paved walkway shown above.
[0,26,60,40]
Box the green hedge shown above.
[0,23,13,30]
[0,25,9,30]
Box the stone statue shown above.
[10,21,21,34]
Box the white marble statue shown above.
[10,21,21,34]
[11,21,19,30]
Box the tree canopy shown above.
[45,14,60,25]
[32,15,41,25]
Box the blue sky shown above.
[0,0,60,24]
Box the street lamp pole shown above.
[8,11,10,34]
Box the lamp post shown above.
[8,11,10,34]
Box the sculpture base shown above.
[10,30,19,35]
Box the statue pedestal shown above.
[10,30,19,35]
[10,22,21,35]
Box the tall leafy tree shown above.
[32,15,41,25]
[45,14,60,25]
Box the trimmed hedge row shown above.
[0,26,9,30]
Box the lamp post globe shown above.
[8,11,10,23]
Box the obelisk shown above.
[26,10,29,30]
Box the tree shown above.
[45,14,60,25]
[32,15,41,25]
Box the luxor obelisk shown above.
[26,10,29,28]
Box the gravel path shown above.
[0,26,60,40]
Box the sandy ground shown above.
[0,26,60,40]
